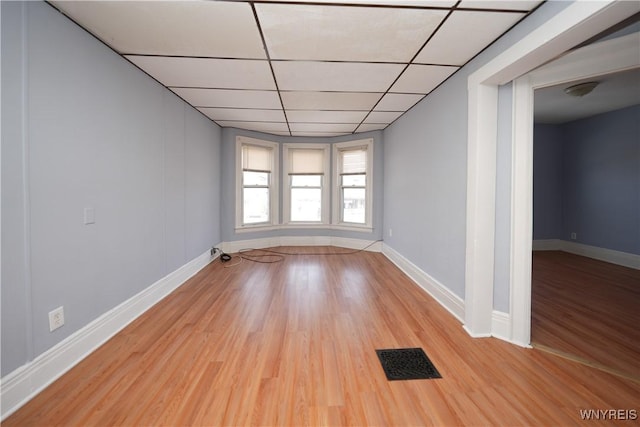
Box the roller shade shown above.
[289,148,325,175]
[340,148,366,175]
[242,144,272,172]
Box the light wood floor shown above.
[531,250,640,381]
[6,247,640,426]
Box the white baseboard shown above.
[532,239,562,251]
[561,241,639,270]
[381,244,464,322]
[222,236,382,254]
[533,239,639,270]
[0,247,219,421]
[491,310,511,342]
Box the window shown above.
[283,144,330,224]
[333,139,373,229]
[236,137,278,229]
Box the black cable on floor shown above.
[214,240,383,268]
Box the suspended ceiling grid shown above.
[50,0,543,137]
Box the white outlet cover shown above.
[49,306,65,332]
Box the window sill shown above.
[235,223,373,234]
[235,224,280,234]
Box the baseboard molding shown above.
[222,236,382,254]
[533,239,639,270]
[0,247,219,421]
[381,244,464,323]
[531,239,562,251]
[561,241,639,270]
[491,310,511,342]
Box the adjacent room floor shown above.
[5,247,639,426]
[531,250,640,381]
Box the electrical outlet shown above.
[49,306,64,332]
[210,247,217,256]
[571,232,577,240]
[389,228,393,237]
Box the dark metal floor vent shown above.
[376,347,442,381]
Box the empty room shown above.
[2,1,639,426]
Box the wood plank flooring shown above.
[531,250,640,381]
[5,247,640,426]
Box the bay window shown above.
[333,139,373,229]
[236,136,279,229]
[283,144,330,224]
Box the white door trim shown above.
[510,32,640,346]
[465,0,640,338]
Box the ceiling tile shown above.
[414,10,525,65]
[363,111,404,124]
[125,56,276,90]
[289,123,358,133]
[198,108,286,123]
[287,110,368,124]
[281,91,382,111]
[390,64,458,94]
[273,61,404,92]
[375,93,424,111]
[256,4,447,62]
[356,123,388,133]
[257,1,457,6]
[171,88,282,109]
[216,121,290,134]
[291,132,351,137]
[53,1,266,58]
[458,1,542,10]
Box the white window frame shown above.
[235,136,279,231]
[283,143,330,226]
[332,138,373,231]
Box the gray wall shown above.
[382,0,572,312]
[533,124,564,240]
[1,1,222,376]
[533,105,640,255]
[220,127,384,243]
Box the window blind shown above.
[289,148,325,175]
[242,144,272,172]
[340,148,366,175]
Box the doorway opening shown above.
[531,68,640,380]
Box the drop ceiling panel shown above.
[171,88,282,109]
[257,4,447,62]
[52,1,266,58]
[125,56,276,90]
[291,132,350,137]
[198,108,286,123]
[287,110,368,124]
[273,61,404,92]
[51,0,541,136]
[216,121,290,133]
[257,1,457,6]
[413,10,525,65]
[458,1,542,10]
[363,111,404,124]
[290,123,358,133]
[375,93,424,111]
[356,123,387,132]
[281,91,382,111]
[390,64,458,94]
